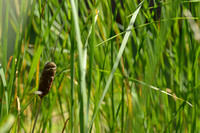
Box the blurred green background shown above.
[0,0,200,132]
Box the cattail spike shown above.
[38,62,57,98]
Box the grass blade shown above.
[70,0,87,132]
[70,17,75,133]
[95,17,199,48]
[89,1,144,130]
[0,63,8,117]
[0,114,15,133]
[95,68,193,107]
[22,45,44,99]
[86,9,98,129]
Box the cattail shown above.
[32,62,56,133]
[32,20,64,133]
[38,62,57,98]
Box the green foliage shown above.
[0,0,200,132]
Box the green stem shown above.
[32,98,43,133]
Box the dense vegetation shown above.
[0,0,200,132]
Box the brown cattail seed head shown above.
[38,62,57,98]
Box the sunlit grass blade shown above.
[70,0,87,132]
[0,63,8,116]
[89,1,144,130]
[95,17,199,48]
[95,68,193,107]
[0,114,15,133]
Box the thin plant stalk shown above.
[32,98,43,133]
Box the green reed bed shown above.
[0,0,200,132]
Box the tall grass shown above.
[0,0,200,132]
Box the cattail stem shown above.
[32,98,43,133]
